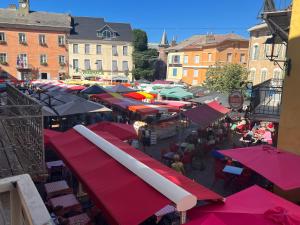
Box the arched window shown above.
[252,44,259,60]
[249,68,256,82]
[273,68,283,80]
[260,68,268,83]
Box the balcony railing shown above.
[249,78,283,122]
[0,174,52,225]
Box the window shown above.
[183,69,188,77]
[58,35,65,46]
[123,46,128,56]
[73,44,78,54]
[40,73,48,80]
[261,69,268,82]
[96,45,102,54]
[192,80,198,85]
[172,68,177,76]
[264,44,270,59]
[112,46,118,56]
[252,45,259,60]
[102,30,113,39]
[273,69,282,80]
[73,59,79,70]
[122,61,129,71]
[240,54,246,63]
[17,54,28,68]
[208,53,212,62]
[0,53,7,64]
[96,60,102,71]
[194,55,200,64]
[0,32,5,42]
[227,53,233,62]
[59,55,65,65]
[39,34,46,45]
[85,44,90,54]
[112,60,118,71]
[249,69,256,82]
[184,55,188,64]
[19,33,26,44]
[40,54,47,65]
[172,55,180,64]
[193,69,199,78]
[84,59,91,70]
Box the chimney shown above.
[18,0,30,16]
[8,4,17,10]
[206,33,215,43]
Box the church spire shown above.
[159,29,169,47]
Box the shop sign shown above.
[228,90,244,110]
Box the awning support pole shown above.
[180,211,187,224]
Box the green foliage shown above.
[133,29,148,51]
[205,63,248,93]
[132,29,158,81]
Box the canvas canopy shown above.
[49,128,222,225]
[219,145,300,190]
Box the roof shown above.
[166,33,248,52]
[50,127,222,225]
[70,16,133,42]
[183,101,229,129]
[248,23,269,32]
[0,8,71,30]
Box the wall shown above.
[278,0,300,154]
[166,51,184,82]
[248,28,285,85]
[0,28,68,80]
[68,40,133,81]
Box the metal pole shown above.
[180,211,187,224]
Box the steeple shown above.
[171,36,177,47]
[159,30,169,47]
[262,0,276,12]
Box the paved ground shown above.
[142,124,241,197]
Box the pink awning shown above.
[207,101,230,114]
[50,129,222,225]
[187,185,300,225]
[219,145,300,190]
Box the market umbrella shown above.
[108,84,135,93]
[81,85,108,95]
[187,185,300,225]
[218,145,300,190]
[53,98,111,116]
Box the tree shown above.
[133,29,148,51]
[205,63,248,93]
[132,29,158,81]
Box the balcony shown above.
[0,174,51,225]
[249,78,283,122]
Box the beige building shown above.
[248,23,286,85]
[68,17,133,81]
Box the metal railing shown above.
[249,78,283,121]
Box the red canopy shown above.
[207,101,230,114]
[187,185,300,225]
[50,129,222,225]
[123,92,145,100]
[66,85,86,91]
[44,129,62,146]
[183,101,228,129]
[219,145,300,190]
[88,122,137,140]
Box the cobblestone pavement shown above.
[141,124,242,197]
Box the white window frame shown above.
[19,33,26,44]
[122,60,129,71]
[183,69,188,77]
[123,46,128,56]
[273,68,282,80]
[58,35,65,46]
[208,53,212,62]
[96,60,103,71]
[249,68,256,82]
[85,44,90,54]
[84,59,91,70]
[0,53,7,63]
[96,45,102,54]
[73,59,79,70]
[0,32,6,42]
[260,68,268,82]
[252,44,259,60]
[112,45,118,56]
[40,54,47,64]
[59,55,65,65]
[193,69,199,78]
[194,55,200,64]
[73,44,79,54]
[112,60,118,71]
[184,55,188,64]
[227,53,233,63]
[39,34,46,45]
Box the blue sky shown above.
[0,0,291,42]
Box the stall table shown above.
[45,180,72,199]
[68,213,91,225]
[49,194,82,214]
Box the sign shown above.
[82,70,103,77]
[228,90,244,110]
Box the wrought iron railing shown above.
[249,78,283,120]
